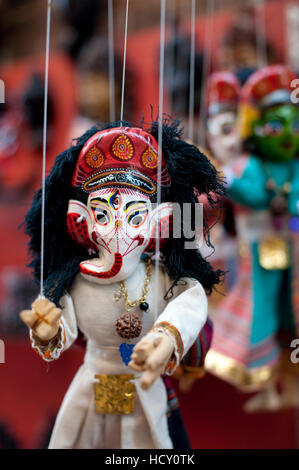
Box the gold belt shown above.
[258,236,290,270]
[94,374,135,415]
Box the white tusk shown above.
[77,215,85,223]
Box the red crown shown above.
[241,65,297,108]
[72,127,171,197]
[207,71,241,116]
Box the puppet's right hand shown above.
[20,298,62,343]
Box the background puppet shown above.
[206,71,242,168]
[204,71,242,291]
[205,65,299,412]
[20,120,224,449]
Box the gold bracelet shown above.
[152,321,184,360]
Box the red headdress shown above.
[239,65,297,139]
[241,64,297,109]
[71,126,171,198]
[207,71,241,117]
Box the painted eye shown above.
[128,211,147,228]
[95,210,110,225]
[292,120,299,135]
[263,120,284,136]
[221,122,234,136]
[131,215,143,226]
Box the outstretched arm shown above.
[129,279,208,389]
[224,156,271,210]
[20,294,78,362]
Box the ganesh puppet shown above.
[20,121,224,449]
[205,65,299,411]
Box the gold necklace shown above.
[115,257,152,340]
[116,256,152,311]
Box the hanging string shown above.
[154,0,166,316]
[167,0,176,116]
[120,0,130,124]
[198,0,214,145]
[188,0,196,142]
[285,3,299,71]
[254,0,267,67]
[40,0,52,298]
[108,0,116,122]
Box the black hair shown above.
[25,119,225,305]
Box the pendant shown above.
[115,312,142,339]
[119,342,135,366]
[258,236,290,270]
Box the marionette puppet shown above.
[204,71,241,283]
[206,71,242,167]
[66,35,211,445]
[69,36,211,444]
[20,120,224,449]
[205,65,299,411]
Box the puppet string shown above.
[198,0,214,145]
[120,0,129,124]
[254,0,267,67]
[108,0,116,122]
[167,0,176,115]
[188,0,196,142]
[40,0,52,298]
[154,0,166,317]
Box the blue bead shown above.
[119,343,134,366]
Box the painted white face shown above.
[77,188,152,284]
[207,111,241,164]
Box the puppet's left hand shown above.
[129,333,174,390]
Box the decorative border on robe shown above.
[152,321,184,374]
[205,349,279,392]
[30,321,65,362]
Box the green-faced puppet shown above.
[252,103,299,162]
[239,65,299,162]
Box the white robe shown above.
[31,262,208,449]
